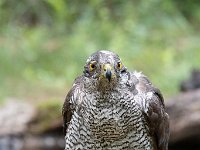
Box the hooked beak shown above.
[103,64,112,82]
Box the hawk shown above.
[62,50,169,150]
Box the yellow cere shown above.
[103,64,112,71]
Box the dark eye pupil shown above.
[91,64,95,68]
[118,63,121,68]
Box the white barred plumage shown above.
[62,50,169,150]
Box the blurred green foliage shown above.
[0,0,200,100]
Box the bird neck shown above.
[83,76,119,92]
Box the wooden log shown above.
[166,89,200,149]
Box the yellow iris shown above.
[89,61,96,71]
[117,62,123,69]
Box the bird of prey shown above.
[62,50,169,150]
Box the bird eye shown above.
[89,61,96,71]
[117,62,123,69]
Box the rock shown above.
[0,99,36,136]
[0,99,64,150]
[23,135,64,150]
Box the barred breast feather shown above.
[62,71,169,150]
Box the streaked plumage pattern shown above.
[62,50,169,150]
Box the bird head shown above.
[83,50,127,91]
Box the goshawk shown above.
[62,50,169,150]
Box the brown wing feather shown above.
[62,76,84,135]
[147,87,169,150]
[133,73,170,150]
